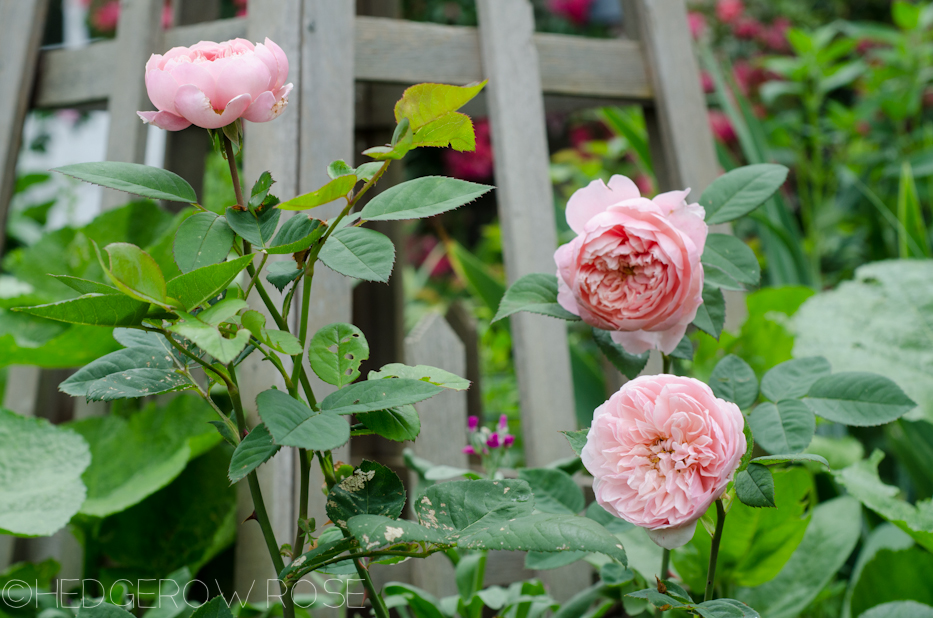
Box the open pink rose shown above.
[138,38,292,131]
[582,375,746,549]
[554,175,707,354]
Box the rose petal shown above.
[137,110,192,131]
[175,84,251,129]
[145,69,180,114]
[645,520,698,550]
[566,175,642,235]
[214,55,272,107]
[167,61,218,108]
[242,83,292,123]
[264,37,290,91]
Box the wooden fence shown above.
[0,0,720,606]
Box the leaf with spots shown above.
[347,514,448,551]
[308,323,369,387]
[326,460,406,529]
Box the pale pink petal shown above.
[264,37,290,90]
[253,42,280,91]
[566,175,641,235]
[610,329,659,355]
[214,55,273,107]
[645,520,698,550]
[167,61,218,107]
[242,83,292,123]
[137,110,191,131]
[145,69,180,114]
[653,189,692,215]
[175,85,251,129]
[607,174,642,199]
[145,53,163,72]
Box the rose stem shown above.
[662,353,673,374]
[704,499,727,602]
[654,548,671,617]
[223,135,246,209]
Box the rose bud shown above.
[554,175,707,354]
[582,375,746,549]
[138,38,292,131]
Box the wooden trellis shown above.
[0,0,719,604]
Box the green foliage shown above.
[173,212,236,273]
[98,445,236,576]
[518,468,585,515]
[52,162,198,203]
[368,363,470,390]
[326,460,406,527]
[748,400,815,454]
[393,81,486,134]
[348,514,448,550]
[241,310,302,355]
[561,428,588,456]
[760,356,832,401]
[228,423,279,483]
[896,163,932,258]
[265,261,302,292]
[277,175,357,210]
[266,215,326,254]
[359,176,493,221]
[166,253,253,311]
[701,164,790,225]
[794,260,933,423]
[256,389,350,451]
[320,378,443,415]
[835,450,933,552]
[97,242,169,307]
[709,354,759,408]
[803,372,916,426]
[493,273,580,322]
[849,546,933,616]
[0,409,90,536]
[702,233,762,291]
[67,394,220,517]
[592,328,649,379]
[861,602,933,618]
[225,205,280,247]
[12,293,149,327]
[318,227,396,283]
[736,463,777,508]
[693,284,726,340]
[308,323,369,387]
[357,405,421,441]
[168,298,251,364]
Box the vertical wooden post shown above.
[404,312,468,598]
[234,0,303,598]
[100,0,164,211]
[0,0,50,255]
[475,0,590,600]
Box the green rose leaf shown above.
[241,311,303,355]
[356,405,421,442]
[50,275,116,295]
[308,323,370,387]
[173,212,236,274]
[0,409,90,536]
[77,602,137,618]
[861,603,933,618]
[751,453,829,468]
[693,284,726,339]
[228,423,280,483]
[702,233,761,290]
[760,357,832,402]
[326,460,406,528]
[249,171,275,211]
[360,176,493,222]
[98,242,170,307]
[592,328,649,379]
[747,400,815,454]
[327,160,355,179]
[710,354,759,408]
[266,261,302,292]
[277,175,357,211]
[318,227,396,283]
[518,468,585,515]
[67,394,220,517]
[347,514,449,550]
[225,206,281,247]
[803,372,916,426]
[694,599,761,618]
[12,294,149,327]
[735,463,776,508]
[701,164,789,225]
[256,389,350,451]
[166,253,253,311]
[412,112,476,151]
[368,363,470,390]
[319,378,443,415]
[393,81,487,130]
[561,428,589,457]
[493,273,580,323]
[168,298,250,364]
[52,162,197,203]
[266,215,326,254]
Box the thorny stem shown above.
[228,365,295,618]
[705,499,727,602]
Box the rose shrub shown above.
[581,374,746,549]
[137,38,292,131]
[554,174,707,354]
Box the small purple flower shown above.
[499,415,509,431]
[487,432,501,448]
[463,445,476,455]
[504,434,515,447]
[468,415,479,432]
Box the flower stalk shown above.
[704,499,727,602]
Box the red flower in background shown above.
[733,17,762,40]
[700,71,715,93]
[688,12,707,40]
[548,0,595,25]
[708,110,736,144]
[759,18,791,52]
[90,0,120,32]
[233,0,247,17]
[443,118,494,182]
[715,0,744,24]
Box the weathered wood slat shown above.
[475,0,590,601]
[34,16,650,110]
[0,0,50,255]
[404,312,468,598]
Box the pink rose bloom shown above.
[715,0,743,24]
[91,0,120,33]
[582,375,746,549]
[138,38,292,131]
[554,175,707,354]
[733,17,762,40]
[708,110,736,143]
[758,18,791,52]
[700,70,715,93]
